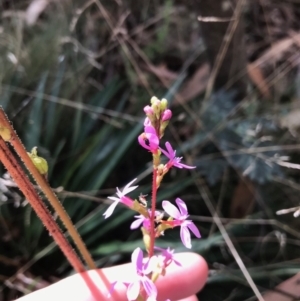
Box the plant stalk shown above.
[0,137,86,273]
[149,166,158,257]
[0,108,96,270]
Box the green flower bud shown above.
[150,96,159,105]
[27,147,48,176]
[160,98,168,110]
[151,98,162,118]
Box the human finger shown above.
[16,252,208,301]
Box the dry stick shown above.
[0,137,85,273]
[0,108,96,270]
[194,175,265,301]
[204,0,246,99]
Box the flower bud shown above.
[151,98,162,118]
[162,109,172,121]
[0,126,11,141]
[150,96,159,105]
[160,98,168,110]
[144,105,154,116]
[27,147,48,176]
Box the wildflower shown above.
[103,179,138,219]
[131,214,151,231]
[162,198,200,248]
[108,248,156,301]
[108,248,157,301]
[138,126,159,153]
[160,142,196,169]
[130,211,161,231]
[154,247,182,267]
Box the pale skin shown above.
[16,253,208,301]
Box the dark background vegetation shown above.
[2,0,300,300]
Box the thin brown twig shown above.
[193,173,265,301]
[205,0,246,99]
[93,0,153,95]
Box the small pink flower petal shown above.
[130,216,144,229]
[127,281,140,301]
[107,196,119,202]
[144,117,151,126]
[117,178,138,196]
[165,141,175,156]
[180,226,192,249]
[138,134,152,151]
[162,200,181,219]
[175,198,188,216]
[173,160,196,169]
[186,221,201,238]
[160,144,173,158]
[132,247,143,271]
[103,201,119,219]
[142,276,157,299]
[173,257,182,266]
[160,141,196,169]
[138,130,159,152]
[144,126,156,134]
[143,256,157,275]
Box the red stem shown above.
[149,167,158,257]
[0,137,86,273]
[0,109,96,270]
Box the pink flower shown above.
[103,178,138,219]
[108,248,157,301]
[154,247,182,267]
[138,126,159,152]
[160,142,196,169]
[162,198,201,248]
[130,211,161,231]
[127,248,157,300]
[130,214,151,230]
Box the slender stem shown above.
[0,108,96,270]
[149,166,158,257]
[0,137,86,273]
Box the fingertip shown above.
[156,252,208,301]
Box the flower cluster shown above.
[104,96,200,301]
